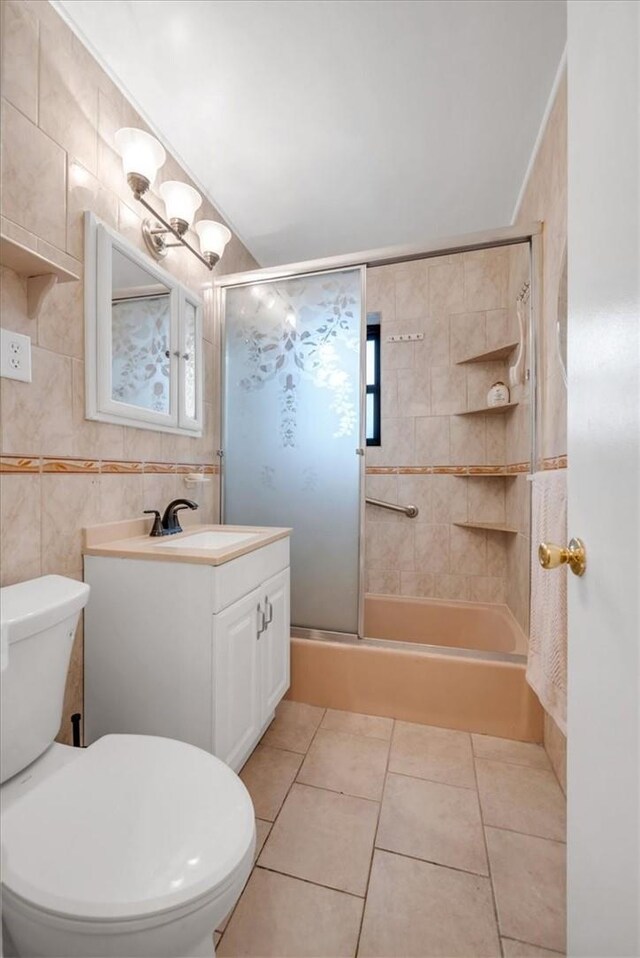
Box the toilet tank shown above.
[0,576,90,784]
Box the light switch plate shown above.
[0,327,32,382]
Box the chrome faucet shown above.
[144,499,198,536]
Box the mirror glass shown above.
[557,245,568,385]
[111,247,172,414]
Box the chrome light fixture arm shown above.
[135,191,219,270]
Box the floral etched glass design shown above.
[110,246,172,415]
[224,268,363,634]
[184,300,197,421]
[111,294,171,413]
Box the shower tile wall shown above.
[365,246,531,627]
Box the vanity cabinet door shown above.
[260,568,291,722]
[213,586,263,771]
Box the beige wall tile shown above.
[397,474,431,520]
[433,573,470,601]
[463,247,510,310]
[431,366,466,416]
[415,416,450,465]
[66,158,119,260]
[37,277,84,358]
[450,415,486,464]
[395,269,428,320]
[71,360,125,461]
[38,14,99,173]
[467,575,506,604]
[429,259,465,313]
[1,0,39,122]
[450,525,487,575]
[397,367,431,417]
[468,477,506,523]
[431,475,467,523]
[366,522,414,572]
[416,313,450,366]
[98,474,144,523]
[1,99,66,248]
[399,571,435,596]
[41,473,101,577]
[365,570,401,594]
[1,346,73,456]
[485,308,513,348]
[0,474,41,585]
[450,311,486,363]
[414,523,449,574]
[0,266,35,338]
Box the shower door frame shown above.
[215,221,543,642]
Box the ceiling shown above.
[56,0,566,267]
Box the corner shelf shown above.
[0,217,81,320]
[454,521,518,534]
[456,342,519,364]
[456,401,519,416]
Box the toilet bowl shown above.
[0,576,255,958]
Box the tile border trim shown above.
[366,457,566,476]
[0,456,220,476]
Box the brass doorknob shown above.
[538,538,587,577]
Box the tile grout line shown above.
[472,749,504,957]
[218,709,328,950]
[354,718,395,957]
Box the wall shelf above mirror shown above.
[455,341,519,364]
[0,216,81,320]
[84,212,203,437]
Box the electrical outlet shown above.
[0,328,32,382]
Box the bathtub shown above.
[287,594,542,742]
[364,594,528,655]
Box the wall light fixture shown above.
[114,127,231,270]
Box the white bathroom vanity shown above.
[83,521,291,771]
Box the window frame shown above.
[366,322,381,446]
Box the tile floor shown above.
[216,701,566,958]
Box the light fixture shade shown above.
[114,127,166,186]
[159,180,202,227]
[195,220,232,261]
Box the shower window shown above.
[366,319,381,445]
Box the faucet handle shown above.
[144,510,164,537]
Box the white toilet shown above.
[0,575,255,958]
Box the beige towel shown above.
[527,469,567,734]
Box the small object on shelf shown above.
[487,381,510,408]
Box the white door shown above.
[213,586,263,771]
[567,3,639,955]
[260,569,291,721]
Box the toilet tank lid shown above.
[0,575,90,646]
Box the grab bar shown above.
[366,497,419,519]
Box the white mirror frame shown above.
[84,212,203,436]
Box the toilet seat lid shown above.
[1,735,255,921]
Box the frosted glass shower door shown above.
[222,268,364,635]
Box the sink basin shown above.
[156,530,260,550]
